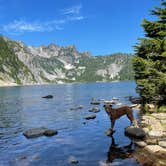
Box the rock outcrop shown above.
[134,112,166,166]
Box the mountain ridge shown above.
[0,35,134,86]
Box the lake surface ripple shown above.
[0,81,142,166]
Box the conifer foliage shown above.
[133,1,166,106]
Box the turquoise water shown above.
[0,81,141,166]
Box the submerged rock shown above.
[42,95,53,99]
[103,100,116,105]
[90,101,100,105]
[84,114,96,120]
[68,156,79,164]
[44,129,58,136]
[23,127,57,138]
[88,107,100,113]
[112,97,119,100]
[70,105,83,110]
[125,126,146,139]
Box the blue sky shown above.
[0,0,161,55]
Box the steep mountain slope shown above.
[0,36,36,85]
[0,35,134,85]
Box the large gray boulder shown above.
[23,127,58,138]
[125,126,146,139]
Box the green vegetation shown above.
[0,35,134,84]
[75,53,133,82]
[0,36,36,84]
[133,1,166,109]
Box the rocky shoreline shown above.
[134,112,166,166]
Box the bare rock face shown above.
[0,35,134,85]
[125,126,146,139]
[23,127,58,138]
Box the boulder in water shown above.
[42,95,53,99]
[84,114,96,120]
[125,126,146,139]
[23,127,57,138]
[88,107,100,113]
[44,129,58,136]
[70,105,83,110]
[90,101,100,105]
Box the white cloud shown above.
[61,4,82,15]
[3,19,65,34]
[3,16,85,34]
[67,16,85,21]
[2,4,85,34]
[3,20,45,32]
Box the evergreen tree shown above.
[133,1,166,106]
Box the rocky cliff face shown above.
[0,35,133,85]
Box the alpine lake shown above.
[0,81,142,166]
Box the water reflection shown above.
[0,81,141,166]
[106,136,134,164]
